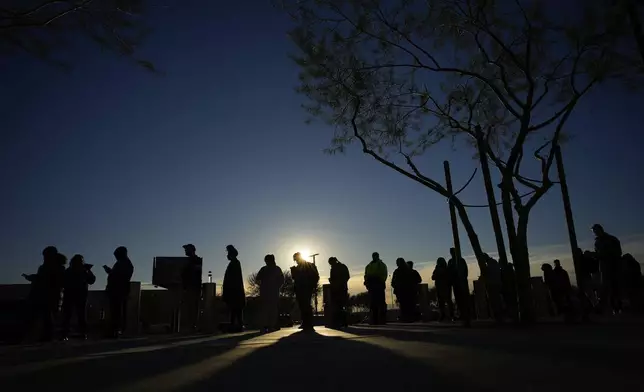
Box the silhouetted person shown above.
[622,253,643,312]
[364,252,388,325]
[448,248,470,326]
[328,257,350,328]
[181,244,202,332]
[499,258,518,322]
[551,260,572,315]
[257,254,284,332]
[104,246,134,338]
[432,257,453,321]
[592,224,623,314]
[23,246,65,342]
[541,263,556,316]
[580,249,601,309]
[291,252,320,331]
[392,258,420,322]
[61,254,96,340]
[483,254,503,323]
[223,245,245,332]
[407,261,422,321]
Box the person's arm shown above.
[103,265,112,274]
[87,269,97,285]
[22,273,36,282]
[278,269,285,287]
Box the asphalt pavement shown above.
[1,322,642,391]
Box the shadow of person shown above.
[1,331,265,391]
[187,327,476,392]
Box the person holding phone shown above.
[104,246,134,338]
[62,254,96,340]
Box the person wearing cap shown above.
[223,245,246,332]
[328,256,350,328]
[364,252,388,325]
[291,252,319,331]
[62,254,96,340]
[104,246,134,338]
[592,224,623,314]
[181,244,202,331]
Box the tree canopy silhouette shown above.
[281,0,642,322]
[1,0,155,70]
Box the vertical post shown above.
[443,161,462,260]
[554,145,586,315]
[311,253,319,315]
[475,125,509,264]
[444,160,469,325]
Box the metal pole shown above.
[310,253,320,315]
[554,145,586,318]
[475,125,508,265]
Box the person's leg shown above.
[76,296,88,337]
[109,295,121,336]
[299,292,313,328]
[367,289,377,324]
[40,302,54,341]
[61,299,73,339]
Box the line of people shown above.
[363,249,471,326]
[22,246,133,342]
[541,225,643,317]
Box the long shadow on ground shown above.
[0,331,263,390]
[0,331,256,367]
[186,329,486,392]
[345,323,642,372]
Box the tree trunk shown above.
[512,213,535,324]
[500,181,535,324]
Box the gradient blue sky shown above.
[1,1,643,294]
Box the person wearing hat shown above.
[223,245,245,332]
[181,244,202,331]
[104,246,134,338]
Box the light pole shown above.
[310,253,320,315]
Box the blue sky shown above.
[1,1,643,296]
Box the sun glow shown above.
[299,248,311,260]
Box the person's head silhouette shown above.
[450,248,456,258]
[226,245,238,260]
[42,246,58,263]
[436,257,447,268]
[183,244,197,257]
[591,224,605,237]
[396,257,406,268]
[372,252,380,262]
[70,254,85,268]
[114,246,128,260]
[328,256,339,266]
[264,254,276,266]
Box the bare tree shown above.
[0,0,155,70]
[281,0,641,322]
